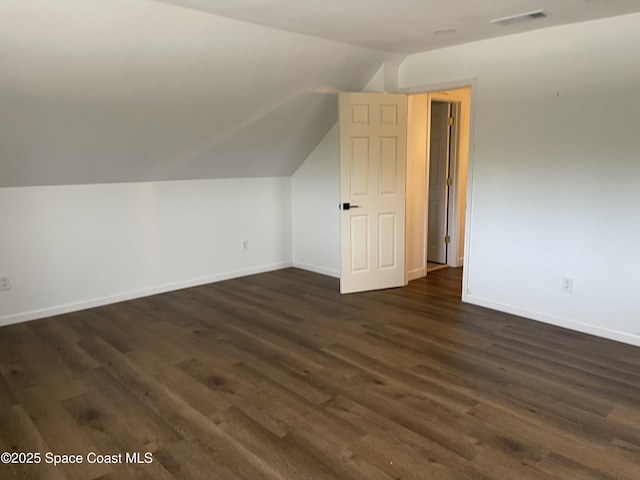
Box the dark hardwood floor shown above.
[1,267,639,479]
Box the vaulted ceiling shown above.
[153,0,640,54]
[2,0,640,187]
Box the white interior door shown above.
[339,92,407,294]
[427,101,450,264]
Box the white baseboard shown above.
[292,262,340,278]
[0,262,293,328]
[466,294,640,348]
[408,267,426,282]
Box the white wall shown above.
[291,125,341,277]
[400,13,640,346]
[0,177,292,326]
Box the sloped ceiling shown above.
[2,0,640,187]
[0,0,396,187]
[153,0,640,54]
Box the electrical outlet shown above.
[0,275,10,291]
[561,276,573,293]
[242,240,249,252]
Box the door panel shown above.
[378,213,397,269]
[339,92,407,294]
[379,137,398,194]
[350,137,370,195]
[350,215,370,272]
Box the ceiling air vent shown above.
[490,9,547,26]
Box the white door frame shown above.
[401,79,477,302]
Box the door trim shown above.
[400,78,477,302]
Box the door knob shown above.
[341,202,360,210]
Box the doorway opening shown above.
[337,86,473,298]
[405,86,472,293]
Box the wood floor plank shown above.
[60,392,175,480]
[151,438,244,480]
[213,406,338,480]
[80,367,182,451]
[468,402,640,480]
[608,404,640,430]
[127,349,234,416]
[535,452,622,480]
[469,448,563,480]
[78,338,279,479]
[226,361,367,445]
[0,405,68,480]
[281,425,393,480]
[484,342,640,407]
[492,326,640,380]
[496,383,640,446]
[0,372,18,408]
[29,407,112,480]
[324,343,480,414]
[348,433,472,480]
[0,267,638,479]
[177,357,292,438]
[28,321,101,375]
[322,394,476,472]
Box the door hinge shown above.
[448,117,454,126]
[446,177,453,186]
[445,235,451,244]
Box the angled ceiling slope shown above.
[153,0,640,54]
[3,0,640,187]
[0,0,396,187]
